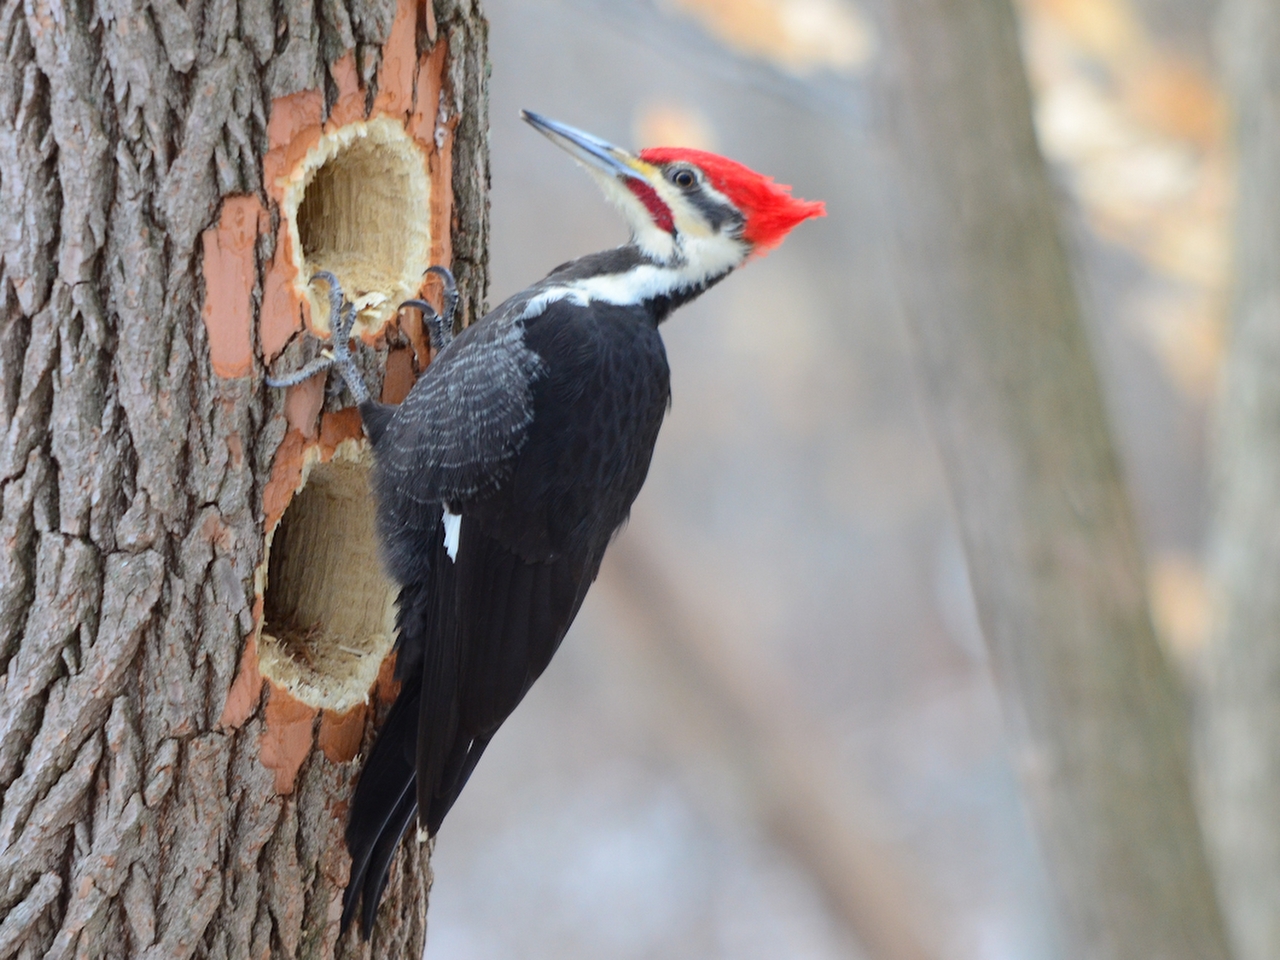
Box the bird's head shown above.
[523,111,824,286]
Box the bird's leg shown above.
[399,298,445,352]
[321,275,371,404]
[400,266,459,352]
[430,266,460,340]
[265,271,370,404]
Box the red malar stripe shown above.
[624,179,676,234]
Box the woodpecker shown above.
[267,111,823,937]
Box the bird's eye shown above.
[671,168,697,188]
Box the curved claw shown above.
[400,298,450,352]
[401,267,459,353]
[400,299,437,318]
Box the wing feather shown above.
[377,300,546,511]
[345,297,673,936]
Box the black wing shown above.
[344,297,670,936]
[424,296,670,798]
[386,301,546,493]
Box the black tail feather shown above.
[340,725,492,938]
[341,682,420,938]
[357,782,418,938]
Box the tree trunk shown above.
[0,0,488,956]
[1199,2,1280,957]
[877,1,1231,956]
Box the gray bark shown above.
[878,1,1231,957]
[1199,2,1280,957]
[0,0,489,957]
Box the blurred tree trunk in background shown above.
[878,0,1231,956]
[600,538,942,960]
[1199,1,1280,957]
[0,0,488,956]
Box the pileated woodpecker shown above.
[267,111,823,937]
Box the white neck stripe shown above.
[522,232,745,319]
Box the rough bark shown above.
[878,1,1231,957]
[1199,2,1280,957]
[0,0,488,957]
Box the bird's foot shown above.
[400,266,459,352]
[265,272,371,404]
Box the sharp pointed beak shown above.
[522,110,652,184]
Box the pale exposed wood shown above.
[878,1,1231,956]
[1199,2,1280,957]
[0,1,489,956]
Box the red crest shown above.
[639,147,825,253]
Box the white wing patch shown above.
[442,508,462,562]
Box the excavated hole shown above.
[259,447,396,711]
[282,118,432,336]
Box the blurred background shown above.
[425,0,1228,957]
